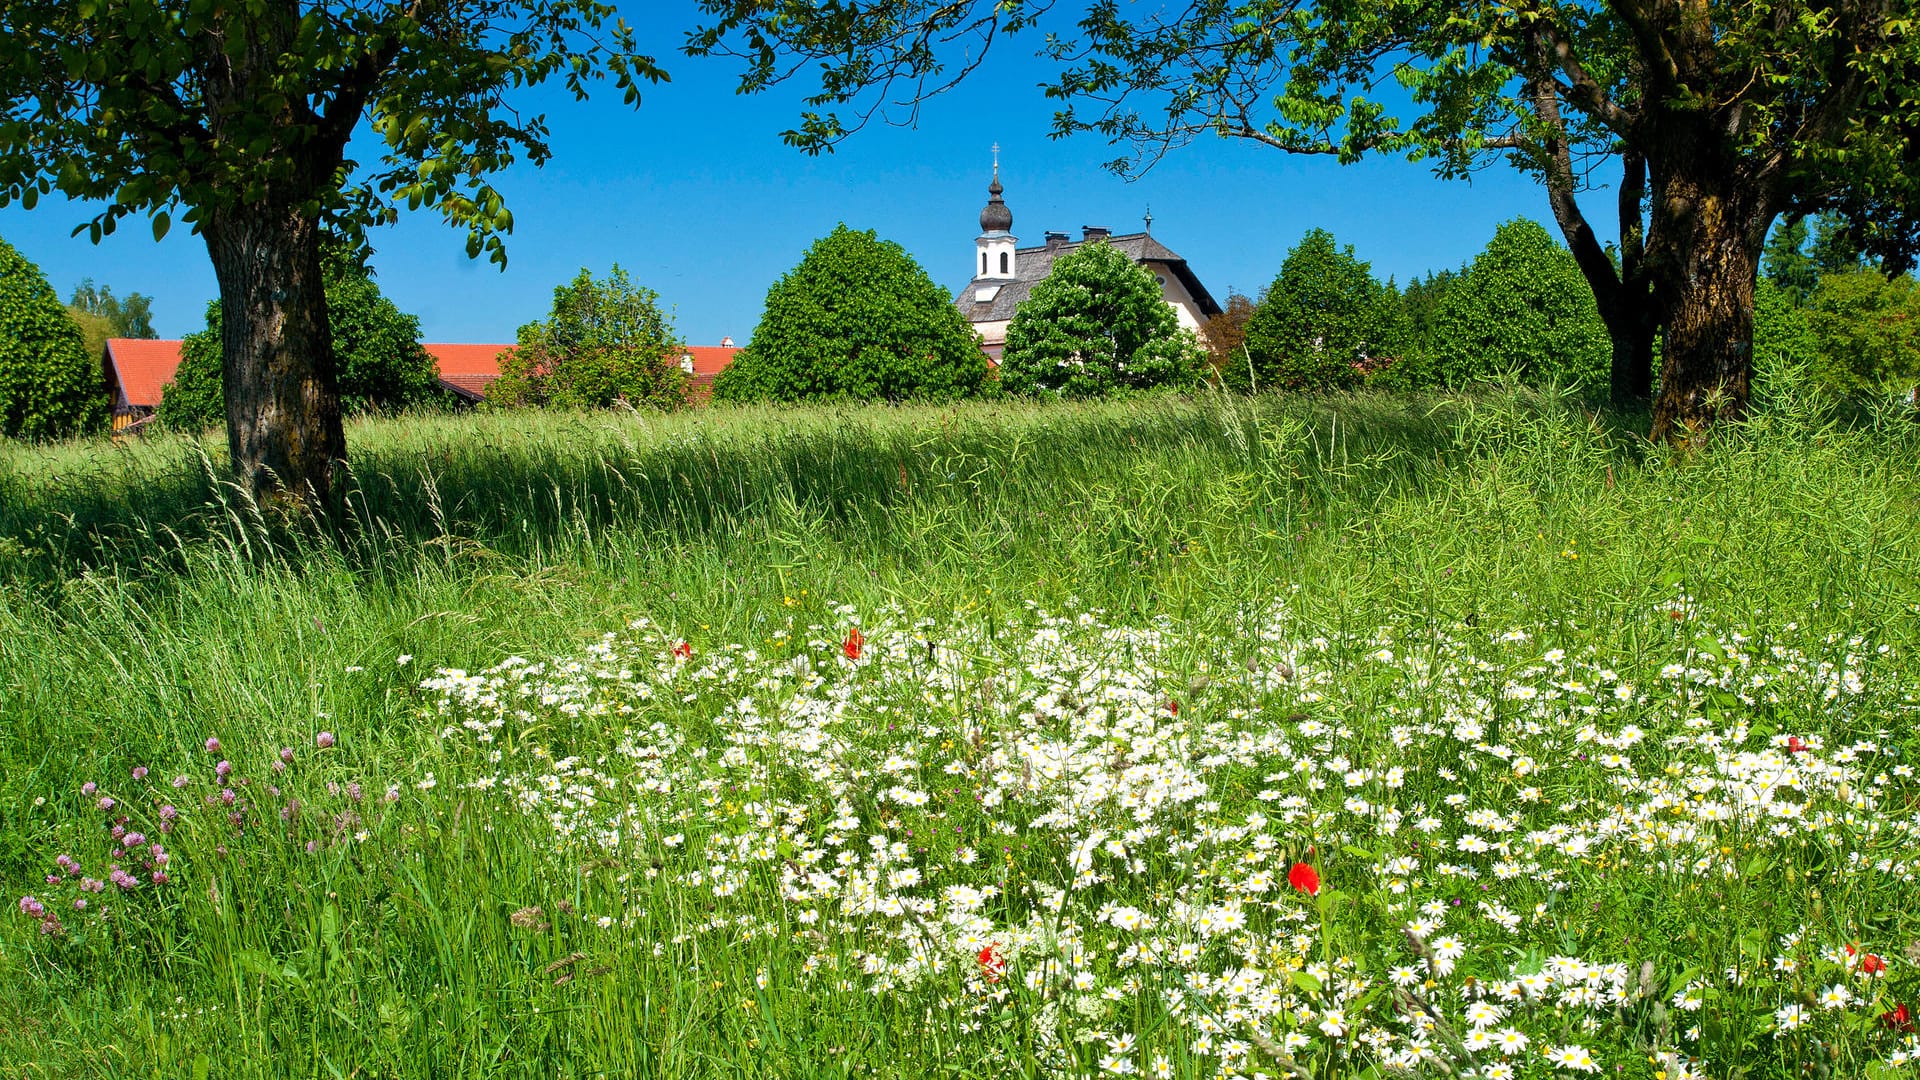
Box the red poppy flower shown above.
[1882,1003,1915,1032]
[1166,699,1179,716]
[978,943,1006,983]
[1288,862,1321,896]
[1787,736,1810,753]
[672,641,693,660]
[843,627,865,661]
[1862,953,1887,975]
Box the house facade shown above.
[954,167,1222,361]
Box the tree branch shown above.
[1524,35,1622,313]
[1510,2,1635,137]
[1600,0,1682,96]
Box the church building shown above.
[956,163,1223,361]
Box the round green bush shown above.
[1237,229,1403,392]
[999,240,1207,398]
[715,225,990,403]
[1384,219,1609,392]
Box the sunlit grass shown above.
[2,389,1919,1077]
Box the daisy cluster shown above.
[423,600,1920,1077]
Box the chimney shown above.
[1045,231,1070,251]
[1082,225,1110,243]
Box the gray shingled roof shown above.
[956,232,1223,324]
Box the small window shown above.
[981,252,987,275]
[999,252,1009,274]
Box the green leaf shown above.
[152,211,170,242]
[1288,969,1323,993]
[1666,965,1702,998]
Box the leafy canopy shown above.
[159,249,442,430]
[999,240,1208,399]
[715,226,989,403]
[1236,229,1401,393]
[491,267,688,411]
[0,235,107,440]
[695,0,1920,273]
[0,0,665,265]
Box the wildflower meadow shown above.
[3,390,1919,1078]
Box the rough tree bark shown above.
[1643,148,1776,446]
[204,207,346,505]
[1608,151,1656,403]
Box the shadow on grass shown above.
[0,387,1685,586]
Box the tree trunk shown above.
[1608,149,1655,404]
[204,206,345,507]
[1646,169,1767,447]
[1608,308,1657,404]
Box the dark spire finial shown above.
[979,147,1012,233]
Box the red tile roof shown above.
[423,342,514,402]
[679,346,741,377]
[677,346,742,401]
[103,339,184,410]
[100,340,734,409]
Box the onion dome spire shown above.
[979,153,1012,234]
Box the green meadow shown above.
[3,391,1919,1079]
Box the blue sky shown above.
[0,2,1566,347]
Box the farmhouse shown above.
[101,338,186,431]
[955,165,1223,362]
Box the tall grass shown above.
[3,389,1918,1077]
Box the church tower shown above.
[975,151,1016,282]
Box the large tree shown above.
[0,1,663,504]
[691,0,1920,445]
[67,279,158,359]
[69,280,157,340]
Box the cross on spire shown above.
[991,142,1000,177]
